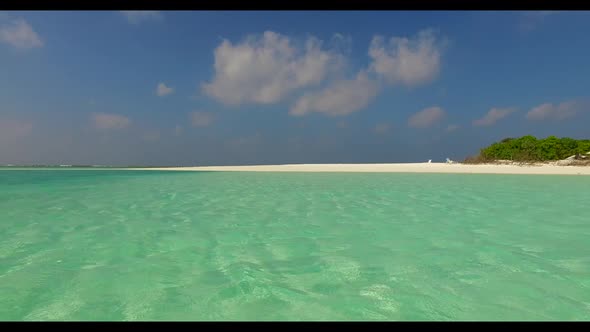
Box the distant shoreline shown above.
[3,163,590,175]
[125,163,590,175]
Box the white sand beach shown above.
[133,163,590,175]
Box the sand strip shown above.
[130,163,590,175]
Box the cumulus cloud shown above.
[374,123,391,135]
[289,71,379,117]
[191,111,214,127]
[368,29,442,86]
[202,29,445,117]
[156,82,174,97]
[92,112,130,130]
[408,106,445,128]
[329,33,353,56]
[0,18,43,50]
[202,31,345,106]
[119,11,162,24]
[0,119,33,140]
[526,100,586,121]
[473,107,517,127]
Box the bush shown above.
[463,154,492,164]
[470,135,590,163]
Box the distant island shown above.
[464,135,590,165]
[3,135,590,172]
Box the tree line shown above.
[465,136,590,163]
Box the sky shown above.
[1,10,590,166]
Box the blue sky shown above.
[1,11,589,166]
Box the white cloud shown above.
[408,106,445,128]
[473,107,517,127]
[289,71,379,117]
[119,11,162,25]
[190,111,214,127]
[369,29,442,86]
[202,29,444,117]
[0,119,33,140]
[526,100,585,121]
[156,82,174,97]
[92,112,130,130]
[174,125,183,136]
[446,124,460,132]
[374,123,391,135]
[202,31,345,106]
[329,33,353,56]
[0,18,43,50]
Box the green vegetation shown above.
[465,135,590,163]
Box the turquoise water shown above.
[1,170,589,321]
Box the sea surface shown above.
[1,169,589,321]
